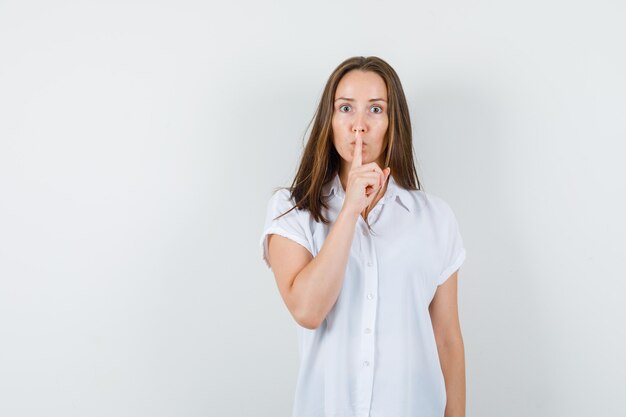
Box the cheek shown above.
[332,114,345,129]
[330,123,343,150]
[373,117,387,130]
[379,118,389,136]
[331,120,340,143]
[379,115,389,130]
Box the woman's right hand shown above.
[342,132,390,217]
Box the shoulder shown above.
[266,187,301,206]
[402,188,457,219]
[265,187,309,219]
[268,187,293,204]
[265,187,294,213]
[403,190,464,263]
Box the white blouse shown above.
[260,172,466,417]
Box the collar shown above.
[322,172,411,212]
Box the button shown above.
[363,361,370,367]
[367,261,373,267]
[367,293,374,300]
[364,328,371,334]
[362,230,368,236]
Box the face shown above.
[332,70,389,170]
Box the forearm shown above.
[290,207,360,328]
[437,337,466,417]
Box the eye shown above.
[339,104,351,112]
[371,105,383,114]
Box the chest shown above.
[308,203,444,302]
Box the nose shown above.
[352,114,366,135]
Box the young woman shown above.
[260,56,467,417]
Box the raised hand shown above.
[342,131,390,216]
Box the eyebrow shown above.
[334,97,387,102]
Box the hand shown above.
[342,132,390,216]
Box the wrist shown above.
[339,205,361,220]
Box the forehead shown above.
[335,70,387,99]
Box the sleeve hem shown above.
[259,226,314,270]
[437,248,466,286]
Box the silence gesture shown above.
[342,131,390,216]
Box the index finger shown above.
[351,132,362,169]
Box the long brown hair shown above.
[273,56,423,232]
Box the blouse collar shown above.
[321,172,412,212]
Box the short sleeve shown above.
[436,202,466,286]
[259,189,314,270]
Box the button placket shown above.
[356,223,378,412]
[367,201,385,224]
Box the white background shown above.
[1,1,625,416]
